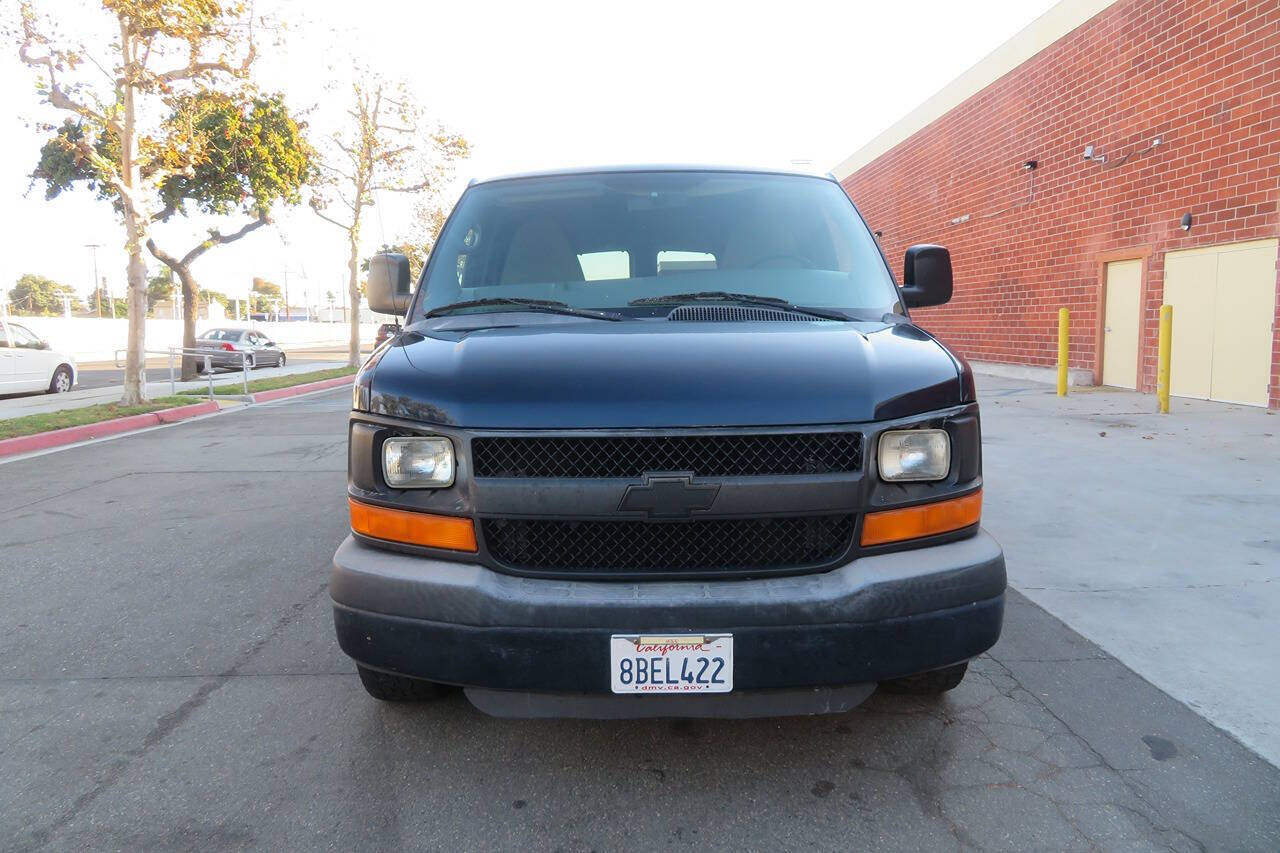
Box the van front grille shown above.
[481,515,856,577]
[472,433,862,479]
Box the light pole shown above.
[85,243,102,318]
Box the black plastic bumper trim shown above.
[333,593,1004,693]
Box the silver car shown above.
[193,328,286,371]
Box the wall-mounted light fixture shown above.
[1023,160,1039,203]
[874,230,883,240]
[1180,212,1193,232]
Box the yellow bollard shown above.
[1157,304,1173,413]
[1057,307,1069,396]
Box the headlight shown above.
[383,436,455,488]
[877,429,950,482]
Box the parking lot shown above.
[2,382,1278,851]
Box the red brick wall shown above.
[841,0,1280,407]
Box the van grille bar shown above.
[472,433,863,479]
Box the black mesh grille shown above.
[472,433,862,478]
[482,515,855,575]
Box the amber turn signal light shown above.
[861,489,982,547]
[349,498,477,552]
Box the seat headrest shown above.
[500,217,584,285]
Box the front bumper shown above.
[331,530,1005,692]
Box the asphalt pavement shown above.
[1,388,1276,851]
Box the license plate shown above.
[609,634,733,694]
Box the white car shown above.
[0,320,77,394]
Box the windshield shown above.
[416,171,901,318]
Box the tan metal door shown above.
[1102,259,1142,389]
[1162,251,1217,400]
[1210,241,1277,406]
[1163,239,1277,406]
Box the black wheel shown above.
[278,352,286,367]
[246,355,256,370]
[356,665,451,702]
[880,662,968,695]
[47,365,73,394]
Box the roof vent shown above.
[666,305,828,323]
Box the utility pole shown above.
[85,243,102,318]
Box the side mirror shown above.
[41,341,52,350]
[901,244,953,308]
[367,253,413,316]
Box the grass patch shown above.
[178,366,357,396]
[0,396,195,441]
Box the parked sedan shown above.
[193,328,286,371]
[0,320,77,394]
[374,322,400,348]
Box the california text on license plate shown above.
[609,634,733,694]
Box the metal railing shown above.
[114,347,251,398]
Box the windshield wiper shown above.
[628,291,852,321]
[425,298,623,321]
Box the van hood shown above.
[367,319,964,429]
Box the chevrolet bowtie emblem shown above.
[618,473,720,519]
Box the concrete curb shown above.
[250,374,354,403]
[0,400,220,459]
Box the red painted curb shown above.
[251,374,354,403]
[0,399,220,459]
[155,400,220,423]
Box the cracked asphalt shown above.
[2,389,1277,851]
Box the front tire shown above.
[356,665,452,702]
[47,365,73,394]
[880,662,968,695]
[278,353,286,367]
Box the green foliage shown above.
[87,287,128,317]
[31,93,314,223]
[250,277,281,313]
[251,277,282,297]
[0,396,193,440]
[199,288,230,307]
[148,268,177,308]
[31,120,111,201]
[157,92,315,219]
[8,273,79,315]
[178,366,357,396]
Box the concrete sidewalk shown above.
[977,372,1279,766]
[0,359,349,419]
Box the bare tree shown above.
[18,0,256,403]
[311,75,468,367]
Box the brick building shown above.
[835,0,1280,407]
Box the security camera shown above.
[1082,145,1094,161]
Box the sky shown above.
[1,0,1060,309]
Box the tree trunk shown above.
[118,32,147,406]
[176,264,200,380]
[347,226,361,368]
